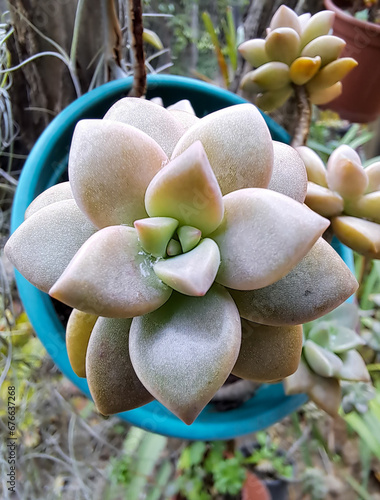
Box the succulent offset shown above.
[5,97,358,424]
[298,144,380,258]
[239,5,357,112]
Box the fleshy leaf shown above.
[304,340,343,378]
[134,217,179,257]
[241,63,291,92]
[50,226,172,317]
[154,239,220,296]
[338,350,370,382]
[211,188,329,290]
[177,225,202,253]
[255,86,294,112]
[269,5,302,35]
[103,96,185,156]
[5,199,97,293]
[328,325,365,353]
[306,58,358,93]
[309,82,343,105]
[229,238,358,325]
[305,182,344,217]
[300,11,335,47]
[68,119,167,228]
[296,146,327,187]
[289,56,321,85]
[301,35,345,67]
[284,356,314,394]
[232,319,302,382]
[365,162,380,193]
[298,13,311,30]
[145,141,223,236]
[168,109,200,130]
[238,39,269,68]
[267,141,307,202]
[265,28,301,66]
[129,285,241,425]
[86,317,154,415]
[167,99,196,115]
[331,216,380,258]
[345,192,380,224]
[171,104,273,195]
[167,239,182,256]
[326,145,367,199]
[66,309,98,378]
[25,182,73,219]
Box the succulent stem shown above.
[291,85,312,148]
[128,0,146,98]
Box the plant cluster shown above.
[4,95,358,424]
[238,5,357,112]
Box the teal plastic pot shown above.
[11,75,353,440]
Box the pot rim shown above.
[324,0,380,34]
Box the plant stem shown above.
[128,0,146,98]
[291,85,312,148]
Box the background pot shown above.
[10,75,352,440]
[323,0,380,123]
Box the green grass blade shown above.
[146,460,173,500]
[202,11,229,88]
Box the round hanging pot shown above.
[10,75,353,440]
[323,0,380,123]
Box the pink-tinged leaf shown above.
[326,145,367,199]
[68,119,167,229]
[232,319,302,382]
[86,317,154,415]
[153,238,220,296]
[145,141,224,235]
[103,97,186,156]
[25,182,73,219]
[229,238,358,325]
[305,182,344,217]
[177,225,202,253]
[5,199,97,293]
[129,285,241,425]
[267,142,307,202]
[211,188,329,290]
[66,309,98,378]
[270,5,302,35]
[50,226,172,317]
[171,104,273,195]
[296,146,327,187]
[365,162,380,193]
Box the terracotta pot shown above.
[242,472,271,500]
[323,0,380,123]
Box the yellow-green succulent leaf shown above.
[129,285,241,425]
[327,145,368,198]
[66,309,98,378]
[4,199,97,293]
[304,339,343,377]
[134,217,179,257]
[232,319,303,381]
[153,238,220,296]
[265,27,301,66]
[103,97,185,157]
[86,317,154,415]
[338,350,371,382]
[300,10,335,48]
[49,226,172,317]
[177,225,202,253]
[345,192,380,224]
[267,141,307,202]
[241,62,291,92]
[365,162,380,193]
[25,182,73,219]
[306,58,358,93]
[327,325,365,353]
[269,5,302,35]
[305,181,344,217]
[301,35,345,67]
[289,56,321,85]
[296,146,328,187]
[145,141,224,236]
[331,216,380,258]
[167,239,182,256]
[171,104,274,195]
[309,81,342,105]
[228,238,358,325]
[69,120,167,229]
[143,28,164,50]
[238,39,269,68]
[211,188,329,290]
[255,86,294,112]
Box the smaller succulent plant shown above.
[284,303,371,416]
[297,144,380,258]
[239,5,357,111]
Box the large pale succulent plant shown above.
[5,97,358,424]
[298,144,380,258]
[284,303,371,416]
[239,5,357,112]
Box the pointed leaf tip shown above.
[134,217,179,257]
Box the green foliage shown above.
[212,455,247,495]
[301,468,329,500]
[245,432,293,479]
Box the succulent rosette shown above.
[298,144,380,258]
[238,5,357,112]
[5,97,358,424]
